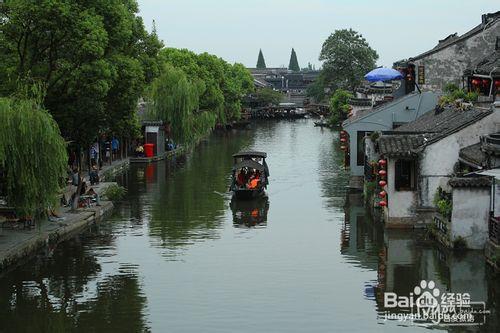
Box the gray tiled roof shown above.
[459,142,486,167]
[449,176,492,188]
[378,134,435,157]
[464,50,500,76]
[395,106,492,138]
[378,107,492,156]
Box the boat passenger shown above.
[247,171,260,189]
[236,171,246,187]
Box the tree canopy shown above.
[253,88,283,106]
[0,97,67,216]
[256,49,266,69]
[151,48,254,143]
[319,29,378,91]
[328,89,353,124]
[0,0,163,147]
[288,48,300,72]
[158,48,253,128]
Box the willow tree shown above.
[151,65,201,143]
[0,98,67,216]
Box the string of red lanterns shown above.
[377,158,387,207]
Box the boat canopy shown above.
[233,159,266,172]
[232,151,267,158]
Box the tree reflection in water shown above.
[0,228,149,333]
[143,132,254,253]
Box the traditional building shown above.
[248,67,320,106]
[374,104,500,230]
[464,50,500,102]
[402,11,500,92]
[342,90,439,181]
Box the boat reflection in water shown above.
[230,195,269,228]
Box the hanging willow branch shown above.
[151,65,216,144]
[0,97,67,216]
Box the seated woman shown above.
[247,171,260,189]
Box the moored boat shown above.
[314,121,330,127]
[230,151,269,199]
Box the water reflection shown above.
[375,229,500,330]
[0,226,149,332]
[230,195,270,228]
[339,192,500,330]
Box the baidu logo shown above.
[414,280,440,309]
[383,279,489,326]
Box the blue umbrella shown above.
[364,67,403,82]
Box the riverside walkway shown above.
[0,158,129,272]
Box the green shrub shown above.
[444,83,459,94]
[102,184,127,201]
[453,236,467,251]
[434,187,452,219]
[465,91,478,102]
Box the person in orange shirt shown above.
[247,171,260,189]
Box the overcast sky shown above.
[137,0,499,68]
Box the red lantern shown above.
[495,80,500,88]
[482,79,490,86]
[378,159,387,166]
[340,138,346,142]
[379,180,387,187]
[378,169,387,177]
[471,78,480,86]
[379,191,387,198]
[379,200,387,207]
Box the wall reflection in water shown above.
[230,195,270,228]
[342,193,500,331]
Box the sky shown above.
[137,0,499,69]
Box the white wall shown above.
[451,187,490,250]
[419,111,500,206]
[386,159,417,218]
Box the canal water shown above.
[0,120,498,332]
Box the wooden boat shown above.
[314,121,330,127]
[230,151,269,199]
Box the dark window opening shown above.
[357,131,371,166]
[395,159,416,191]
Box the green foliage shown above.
[319,29,378,91]
[329,89,353,124]
[439,86,478,107]
[434,187,452,220]
[0,0,163,147]
[439,82,478,107]
[465,91,479,102]
[444,83,459,94]
[158,48,253,125]
[365,180,376,199]
[102,184,127,202]
[256,49,266,69]
[288,48,300,72]
[151,65,201,143]
[306,74,327,102]
[254,88,283,106]
[0,97,67,216]
[453,236,468,251]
